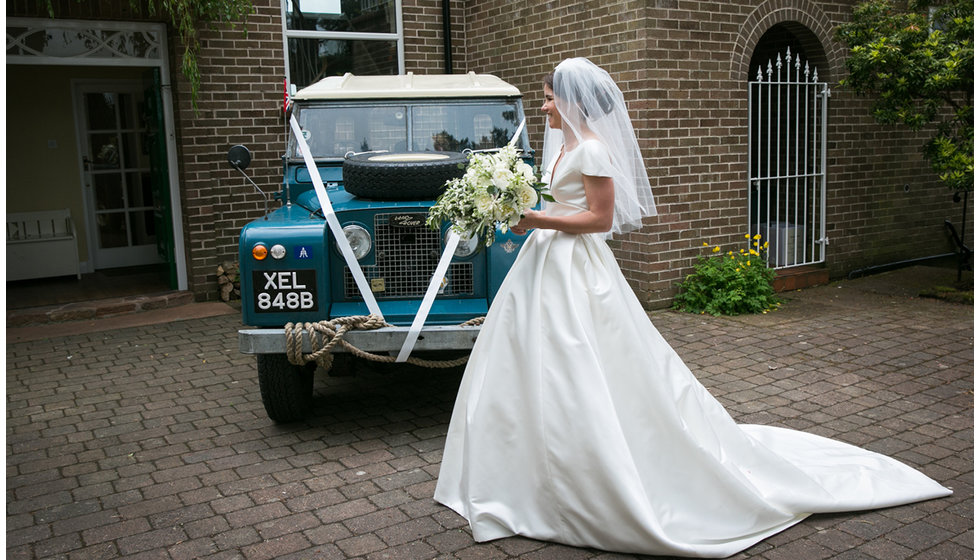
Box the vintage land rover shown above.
[235,73,534,422]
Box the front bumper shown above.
[239,324,481,355]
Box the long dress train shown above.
[433,140,951,558]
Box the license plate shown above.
[253,270,318,313]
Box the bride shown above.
[433,57,950,558]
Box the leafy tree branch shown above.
[836,0,973,191]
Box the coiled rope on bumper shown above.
[284,315,484,371]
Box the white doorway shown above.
[73,80,162,270]
[8,17,188,290]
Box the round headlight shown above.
[338,224,372,260]
[449,230,479,258]
[269,244,287,259]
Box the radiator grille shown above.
[344,213,474,299]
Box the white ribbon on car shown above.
[395,119,527,363]
[289,115,384,319]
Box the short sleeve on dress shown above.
[577,140,616,178]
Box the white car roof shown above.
[292,72,521,100]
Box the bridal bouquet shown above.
[427,145,546,246]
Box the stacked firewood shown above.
[217,261,240,302]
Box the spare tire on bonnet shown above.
[343,151,468,200]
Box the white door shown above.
[75,81,163,270]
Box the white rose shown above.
[492,201,513,223]
[517,183,538,209]
[474,190,495,216]
[492,168,513,191]
[516,161,535,182]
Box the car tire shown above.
[257,354,315,422]
[325,353,358,377]
[343,151,468,200]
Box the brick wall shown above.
[12,0,970,305]
[402,0,467,73]
[173,0,287,301]
[457,0,971,308]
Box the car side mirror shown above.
[227,144,270,219]
[228,145,252,170]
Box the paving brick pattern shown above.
[7,271,972,559]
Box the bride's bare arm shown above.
[512,174,614,235]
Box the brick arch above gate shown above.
[729,1,845,85]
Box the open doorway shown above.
[7,18,185,311]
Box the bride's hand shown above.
[512,210,543,236]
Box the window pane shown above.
[94,173,125,210]
[120,132,143,169]
[412,104,522,152]
[288,37,397,89]
[90,133,121,169]
[85,93,117,130]
[118,93,134,129]
[126,172,153,208]
[130,210,156,245]
[97,212,128,248]
[293,105,407,158]
[285,0,395,33]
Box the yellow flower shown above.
[712,246,720,253]
[727,251,733,255]
[747,260,751,266]
[703,242,708,246]
[763,241,769,248]
[753,234,761,240]
[744,234,750,239]
[749,249,758,256]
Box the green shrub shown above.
[673,235,781,316]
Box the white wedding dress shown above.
[433,140,951,558]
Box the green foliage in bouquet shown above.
[673,235,781,316]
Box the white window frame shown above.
[281,0,405,93]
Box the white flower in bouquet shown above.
[492,168,513,191]
[516,160,536,182]
[517,182,539,209]
[474,189,496,216]
[427,145,548,246]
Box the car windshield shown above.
[290,100,528,158]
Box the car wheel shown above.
[325,352,358,377]
[257,354,315,422]
[342,151,467,200]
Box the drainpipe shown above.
[847,253,958,280]
[443,0,453,73]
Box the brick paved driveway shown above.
[7,268,973,559]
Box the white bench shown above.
[6,209,82,281]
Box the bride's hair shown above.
[543,70,613,119]
[541,57,657,236]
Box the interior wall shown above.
[6,64,148,264]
